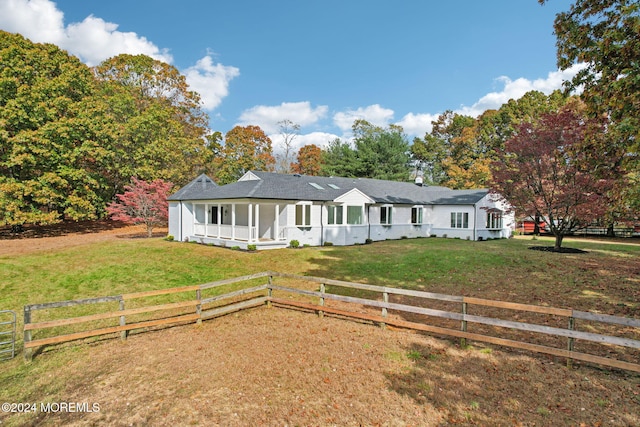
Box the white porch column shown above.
[254,203,260,242]
[204,204,209,236]
[274,204,280,240]
[217,204,221,238]
[248,203,253,242]
[231,203,236,240]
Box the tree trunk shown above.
[606,223,615,237]
[554,233,564,251]
[533,214,541,236]
[146,225,154,238]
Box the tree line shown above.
[1,0,638,238]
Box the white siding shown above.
[431,205,476,240]
[475,194,515,240]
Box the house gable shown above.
[333,188,375,205]
[238,171,261,181]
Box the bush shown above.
[247,244,257,251]
[164,235,174,241]
[365,238,373,244]
[231,246,240,250]
[323,241,334,246]
[289,239,300,248]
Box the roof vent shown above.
[293,173,301,177]
[415,176,424,187]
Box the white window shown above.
[487,211,503,229]
[411,206,423,224]
[380,205,393,225]
[450,212,469,228]
[346,206,363,225]
[295,203,311,227]
[327,205,343,225]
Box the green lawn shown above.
[1,235,638,322]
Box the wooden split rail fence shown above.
[22,272,640,373]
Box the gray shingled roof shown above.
[168,171,488,205]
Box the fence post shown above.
[119,299,127,340]
[567,316,575,368]
[23,306,32,361]
[196,288,202,325]
[380,291,388,329]
[318,283,325,318]
[460,302,468,347]
[266,275,273,308]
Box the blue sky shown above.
[1,0,579,151]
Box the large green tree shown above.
[321,121,411,181]
[320,138,360,178]
[351,120,411,181]
[0,31,106,226]
[541,0,639,141]
[411,111,476,187]
[541,0,639,222]
[93,54,210,194]
[411,92,569,189]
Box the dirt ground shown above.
[6,307,639,427]
[2,223,640,426]
[0,221,166,256]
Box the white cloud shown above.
[0,0,65,44]
[64,15,172,66]
[184,56,240,111]
[391,64,587,139]
[456,64,587,117]
[0,0,172,66]
[0,0,240,111]
[269,131,339,155]
[395,113,439,138]
[333,104,395,132]
[238,101,329,134]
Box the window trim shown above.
[380,204,393,226]
[346,205,364,225]
[486,211,503,229]
[450,212,469,229]
[327,204,344,225]
[411,205,423,225]
[295,202,312,227]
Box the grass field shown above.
[3,235,638,318]
[0,234,639,426]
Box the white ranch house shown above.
[168,171,514,250]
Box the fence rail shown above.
[21,272,640,372]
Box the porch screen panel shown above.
[195,204,205,223]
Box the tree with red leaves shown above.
[107,177,173,237]
[491,102,624,250]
